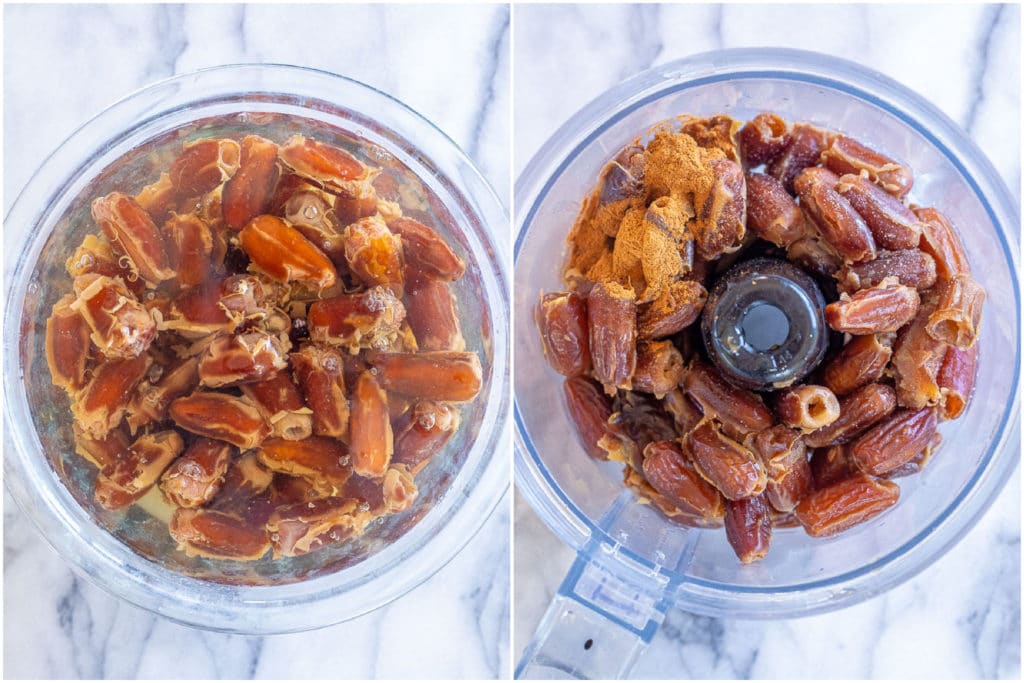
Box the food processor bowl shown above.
[4,64,510,633]
[514,49,1019,678]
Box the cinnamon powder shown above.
[565,120,737,303]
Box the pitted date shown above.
[641,440,724,519]
[836,249,937,294]
[822,334,892,396]
[836,173,921,250]
[773,385,840,432]
[91,192,175,283]
[848,407,938,476]
[563,376,616,461]
[160,438,233,508]
[683,361,773,436]
[915,208,971,281]
[587,281,638,393]
[805,383,897,449]
[795,473,900,537]
[45,295,92,394]
[266,497,372,558]
[892,298,948,409]
[170,508,270,561]
[754,426,810,513]
[223,135,280,231]
[636,280,706,340]
[821,135,913,199]
[824,278,919,335]
[745,172,806,247]
[695,157,746,260]
[937,344,978,420]
[240,214,338,290]
[170,392,271,449]
[794,167,877,263]
[632,340,684,398]
[769,123,831,193]
[724,494,772,564]
[738,113,790,167]
[537,291,590,376]
[257,436,353,496]
[685,419,767,501]
[95,430,184,510]
[925,274,984,350]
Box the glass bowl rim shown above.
[4,63,511,633]
[513,47,1020,618]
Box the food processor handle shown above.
[515,549,673,679]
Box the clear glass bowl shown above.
[515,48,1019,677]
[4,64,510,633]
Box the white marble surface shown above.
[514,3,1021,679]
[4,4,510,679]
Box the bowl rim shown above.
[4,63,511,633]
[513,47,1020,619]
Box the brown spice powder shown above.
[565,194,613,283]
[678,114,743,163]
[643,128,721,206]
[565,121,735,301]
[640,224,683,301]
[611,206,648,293]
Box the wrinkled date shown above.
[795,473,900,537]
[160,438,233,508]
[835,249,937,293]
[745,172,806,247]
[804,383,897,449]
[754,426,810,513]
[848,407,938,476]
[824,278,920,335]
[724,494,773,564]
[563,376,616,461]
[683,361,774,436]
[835,174,921,250]
[537,291,591,376]
[685,419,767,501]
[394,401,461,473]
[937,344,978,420]
[587,281,638,393]
[641,440,724,520]
[95,430,185,510]
[636,280,707,340]
[695,157,746,260]
[257,436,353,496]
[821,135,913,199]
[822,334,892,396]
[632,340,684,398]
[542,111,982,563]
[794,167,877,264]
[45,132,484,566]
[70,274,157,359]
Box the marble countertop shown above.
[513,3,1020,680]
[3,4,510,679]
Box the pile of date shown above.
[538,113,984,563]
[45,134,482,562]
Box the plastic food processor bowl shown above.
[514,49,1019,678]
[4,64,510,634]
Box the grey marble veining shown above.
[3,3,510,679]
[514,3,1020,680]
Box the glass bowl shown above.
[4,64,510,633]
[514,48,1019,677]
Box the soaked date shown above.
[45,131,485,569]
